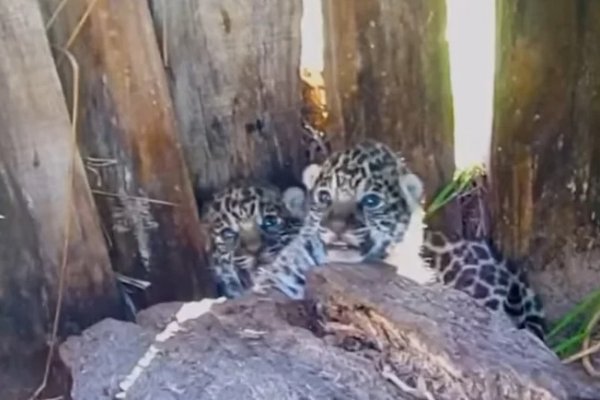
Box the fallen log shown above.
[60,263,600,399]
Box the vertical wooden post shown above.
[0,0,120,364]
[149,0,306,195]
[41,0,215,306]
[322,0,455,205]
[492,0,600,319]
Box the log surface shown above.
[60,263,600,399]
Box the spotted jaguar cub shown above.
[251,140,426,298]
[249,137,546,340]
[202,182,306,298]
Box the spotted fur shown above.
[203,182,306,298]
[422,231,546,340]
[249,136,546,341]
[252,140,425,298]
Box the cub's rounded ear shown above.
[302,163,322,191]
[399,173,424,211]
[282,186,308,219]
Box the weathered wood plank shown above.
[148,0,306,196]
[492,0,600,319]
[321,0,455,202]
[41,0,215,306]
[0,0,121,359]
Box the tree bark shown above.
[0,0,121,359]
[321,0,455,204]
[148,0,306,198]
[41,0,215,307]
[492,0,600,319]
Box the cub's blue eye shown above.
[261,215,280,229]
[220,228,237,239]
[316,189,332,205]
[361,193,383,209]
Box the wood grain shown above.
[41,0,215,306]
[0,0,121,359]
[491,0,600,319]
[149,0,306,199]
[322,0,455,201]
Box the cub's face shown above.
[204,184,306,277]
[302,141,423,263]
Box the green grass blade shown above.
[552,331,588,357]
[547,289,600,339]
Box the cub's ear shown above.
[399,173,424,211]
[282,186,308,219]
[302,163,322,191]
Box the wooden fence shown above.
[1,0,600,396]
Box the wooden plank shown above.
[321,0,455,203]
[491,0,600,319]
[0,0,121,359]
[41,0,215,306]
[148,0,306,196]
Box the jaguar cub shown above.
[202,182,306,298]
[251,140,425,298]
[250,139,546,340]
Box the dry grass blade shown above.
[91,189,179,207]
[45,0,71,30]
[64,0,101,50]
[28,47,80,400]
[162,0,169,67]
[582,309,600,376]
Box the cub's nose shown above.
[242,237,263,255]
[322,201,359,235]
[239,221,263,255]
[327,219,347,235]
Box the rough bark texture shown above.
[321,0,455,205]
[491,0,600,320]
[0,0,121,357]
[41,0,215,307]
[60,263,599,400]
[148,0,307,199]
[0,0,121,397]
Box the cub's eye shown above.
[316,189,332,206]
[361,193,383,209]
[261,215,281,229]
[220,227,237,240]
